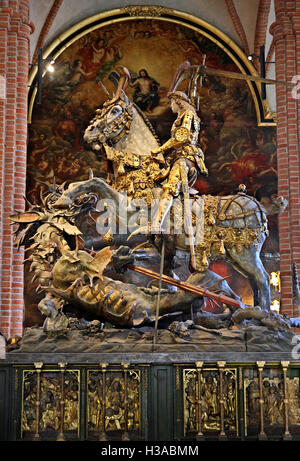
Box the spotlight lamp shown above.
[46,61,55,73]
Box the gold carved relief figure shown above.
[244,371,300,435]
[87,369,141,438]
[21,370,80,438]
[183,368,237,436]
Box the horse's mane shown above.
[133,103,161,147]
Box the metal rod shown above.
[122,363,130,441]
[153,239,165,345]
[257,361,267,441]
[36,48,43,105]
[57,363,67,441]
[179,158,197,270]
[281,361,292,441]
[33,362,43,440]
[99,363,109,441]
[218,361,227,441]
[195,362,205,441]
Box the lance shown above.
[153,238,165,344]
[179,158,197,270]
[127,263,243,310]
[199,65,295,87]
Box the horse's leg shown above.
[224,259,260,306]
[248,279,259,306]
[158,268,243,318]
[226,240,270,310]
[187,269,242,301]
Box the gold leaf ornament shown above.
[174,126,189,142]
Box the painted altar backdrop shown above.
[26,18,278,326]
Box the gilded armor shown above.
[152,92,208,198]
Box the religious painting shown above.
[26,18,278,325]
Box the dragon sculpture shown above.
[11,182,250,331]
[82,65,287,310]
[10,181,291,334]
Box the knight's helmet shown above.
[106,65,131,106]
[167,57,206,111]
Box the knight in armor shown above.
[150,90,208,233]
[127,63,209,270]
[129,88,208,270]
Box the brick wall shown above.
[271,0,300,318]
[225,0,250,55]
[0,0,30,339]
[0,0,299,338]
[254,0,271,72]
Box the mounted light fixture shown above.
[270,299,280,313]
[247,46,275,100]
[270,271,281,291]
[28,48,55,104]
[270,271,281,313]
[46,60,55,73]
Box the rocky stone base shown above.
[6,318,297,354]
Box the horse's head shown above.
[84,94,134,149]
[84,66,133,150]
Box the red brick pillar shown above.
[270,1,300,318]
[0,0,30,339]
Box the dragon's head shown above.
[9,178,96,249]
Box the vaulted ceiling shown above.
[28,0,277,109]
